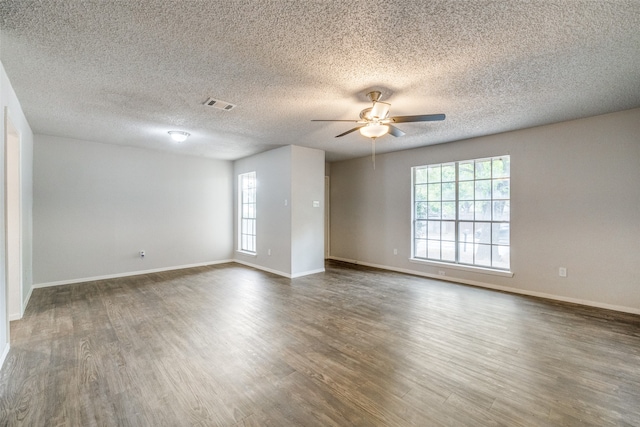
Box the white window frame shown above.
[411,156,511,274]
[238,171,257,254]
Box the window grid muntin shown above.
[413,156,510,270]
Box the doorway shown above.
[5,110,22,321]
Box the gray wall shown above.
[234,146,293,275]
[329,108,640,313]
[1,61,34,364]
[234,145,325,277]
[291,145,325,276]
[33,135,234,285]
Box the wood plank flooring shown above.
[1,261,639,426]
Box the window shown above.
[412,156,510,270]
[239,171,257,253]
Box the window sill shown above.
[236,250,257,257]
[409,258,514,278]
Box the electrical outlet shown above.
[559,267,567,277]
[139,250,145,258]
[393,248,398,255]
[268,249,271,256]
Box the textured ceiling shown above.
[1,1,639,162]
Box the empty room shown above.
[0,1,639,426]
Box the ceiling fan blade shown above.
[335,126,365,138]
[388,125,405,137]
[390,114,446,123]
[311,119,361,122]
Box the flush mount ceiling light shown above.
[168,131,190,142]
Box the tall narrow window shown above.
[239,171,257,253]
[413,156,510,270]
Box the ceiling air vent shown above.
[203,97,236,111]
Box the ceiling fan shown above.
[312,91,445,140]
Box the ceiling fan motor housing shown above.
[366,91,382,102]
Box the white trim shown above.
[32,259,323,292]
[238,171,257,253]
[411,156,512,276]
[291,268,325,278]
[22,284,33,314]
[236,250,257,257]
[32,260,233,289]
[409,258,514,277]
[233,259,325,279]
[324,176,330,259]
[0,344,9,369]
[328,256,640,315]
[9,282,34,321]
[22,257,639,316]
[5,108,24,322]
[233,259,291,278]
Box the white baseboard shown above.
[291,267,325,278]
[30,258,323,295]
[233,260,325,278]
[233,259,291,277]
[32,260,234,289]
[0,343,10,370]
[7,284,34,322]
[25,257,640,315]
[9,285,36,321]
[23,284,33,315]
[328,256,640,315]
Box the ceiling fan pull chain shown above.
[372,138,376,170]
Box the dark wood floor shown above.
[1,261,639,426]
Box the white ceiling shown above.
[1,1,639,162]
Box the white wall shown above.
[33,135,234,285]
[330,108,640,313]
[0,61,34,366]
[234,145,325,277]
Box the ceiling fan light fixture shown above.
[168,130,190,142]
[360,123,389,138]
